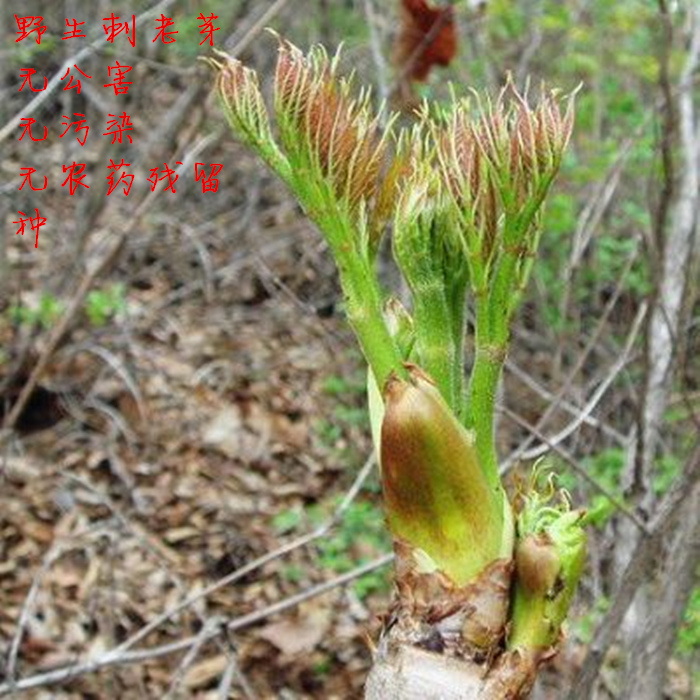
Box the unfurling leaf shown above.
[210,50,284,171]
[381,364,506,585]
[274,40,388,219]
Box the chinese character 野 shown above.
[15,15,46,44]
[19,167,47,192]
[195,163,223,193]
[147,162,182,193]
[154,14,178,43]
[61,64,92,94]
[197,13,220,46]
[62,162,89,195]
[103,13,135,47]
[104,61,133,95]
[18,118,47,142]
[106,159,134,196]
[60,114,90,146]
[63,18,87,40]
[14,209,46,248]
[18,68,46,93]
[103,112,134,144]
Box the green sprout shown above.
[210,39,586,669]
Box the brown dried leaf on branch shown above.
[393,0,458,109]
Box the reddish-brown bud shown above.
[211,51,275,153]
[274,41,386,214]
[515,532,560,596]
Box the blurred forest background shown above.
[1,0,699,698]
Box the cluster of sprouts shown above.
[210,38,586,657]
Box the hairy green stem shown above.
[466,345,505,496]
[412,281,457,410]
[447,270,469,421]
[464,293,506,498]
[339,250,407,389]
[508,587,551,650]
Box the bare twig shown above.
[504,238,643,468]
[5,546,64,683]
[505,358,627,444]
[0,553,392,696]
[163,617,225,700]
[0,134,216,434]
[363,0,391,105]
[502,302,647,467]
[107,453,376,657]
[217,650,257,700]
[501,406,649,533]
[226,0,291,57]
[59,471,253,692]
[618,7,700,695]
[570,439,700,700]
[227,553,393,634]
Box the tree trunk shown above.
[615,4,700,691]
[570,442,700,699]
[621,484,700,699]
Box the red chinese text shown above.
[104,61,133,95]
[195,163,223,193]
[60,114,90,146]
[62,162,89,195]
[15,15,46,44]
[154,14,178,43]
[19,167,47,192]
[147,162,183,193]
[106,159,134,196]
[18,118,47,142]
[61,64,92,94]
[197,13,220,46]
[18,68,46,93]
[103,13,136,47]
[14,209,46,248]
[103,112,135,144]
[63,18,87,40]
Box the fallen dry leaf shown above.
[183,654,229,689]
[258,607,331,656]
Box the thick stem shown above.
[464,294,506,497]
[365,646,496,700]
[340,250,406,388]
[412,281,456,410]
[447,269,469,420]
[508,588,550,651]
[465,344,505,493]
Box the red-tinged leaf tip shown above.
[274,41,386,214]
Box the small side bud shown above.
[384,298,415,359]
[508,469,587,651]
[515,532,560,596]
